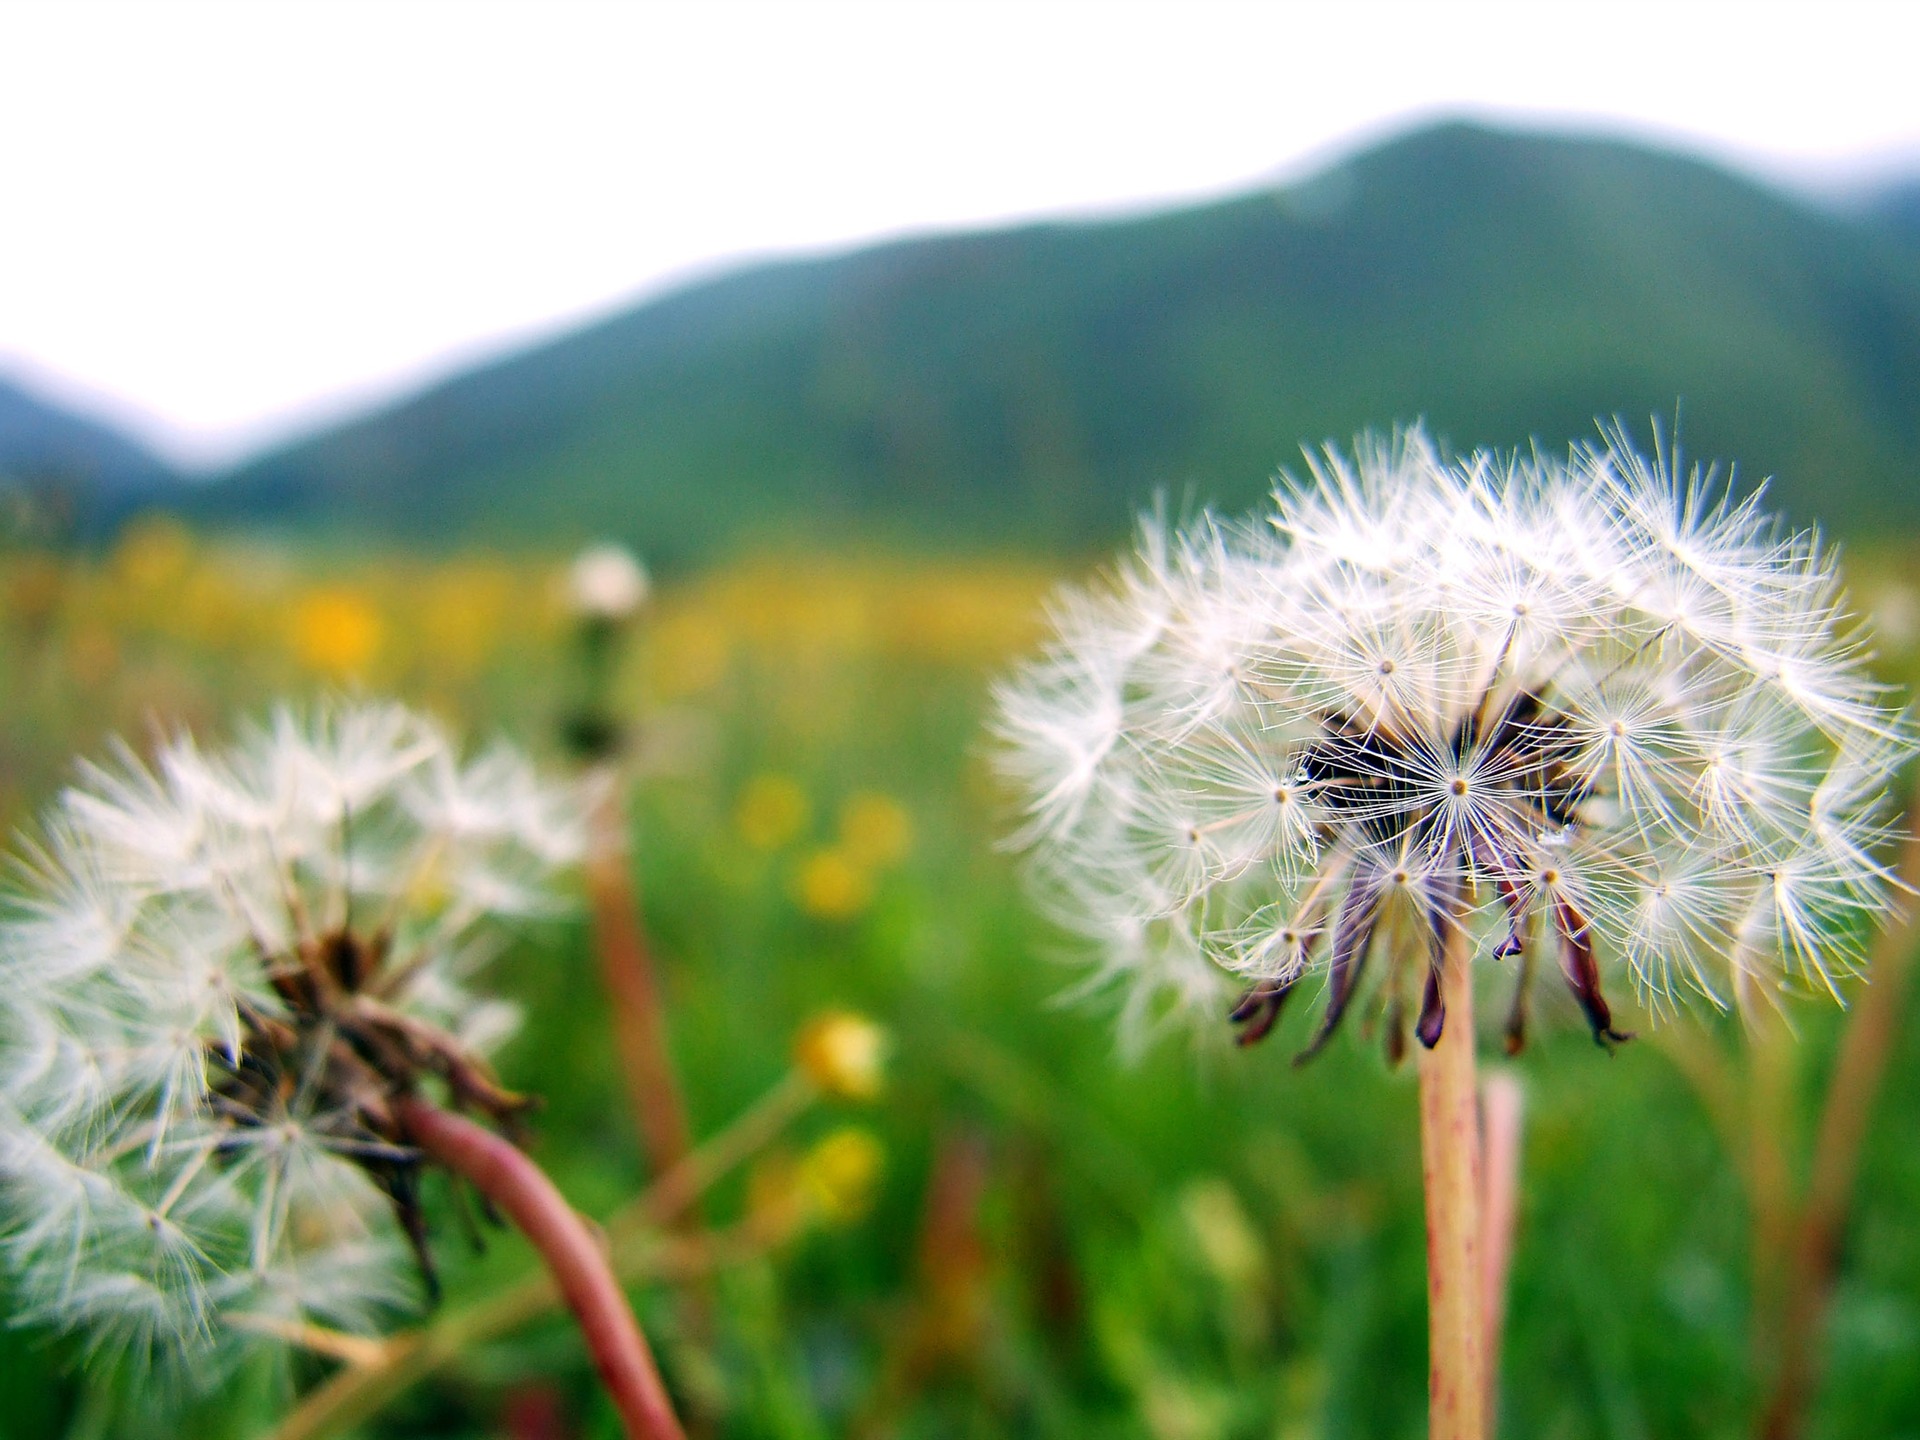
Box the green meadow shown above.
[2,529,1917,1439]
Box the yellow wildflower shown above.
[793,847,871,921]
[5,554,65,641]
[68,624,120,687]
[838,791,913,868]
[736,774,808,850]
[112,515,193,592]
[419,566,510,679]
[291,589,384,677]
[648,611,731,699]
[799,1127,884,1226]
[793,1010,888,1101]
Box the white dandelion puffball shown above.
[568,542,651,622]
[993,427,1912,1058]
[0,701,585,1370]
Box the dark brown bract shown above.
[209,925,532,1295]
[1231,691,1630,1060]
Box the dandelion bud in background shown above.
[794,1010,889,1102]
[568,542,651,624]
[561,542,650,760]
[0,701,585,1374]
[993,425,1913,1058]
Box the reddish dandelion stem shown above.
[585,773,695,1181]
[1479,1071,1523,1427]
[1419,921,1487,1440]
[396,1098,687,1440]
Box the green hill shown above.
[1,374,181,538]
[193,122,1920,560]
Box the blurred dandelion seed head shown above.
[992,425,1913,1056]
[566,543,650,623]
[0,700,585,1373]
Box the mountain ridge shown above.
[0,373,181,535]
[148,123,1920,554]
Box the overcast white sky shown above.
[2,0,1917,470]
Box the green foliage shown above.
[192,123,1920,559]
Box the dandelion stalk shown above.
[1745,1002,1799,1391]
[585,770,696,1185]
[559,545,694,1183]
[269,1219,776,1440]
[1757,811,1920,1440]
[395,1098,685,1440]
[850,1130,995,1439]
[1418,922,1486,1440]
[1479,1070,1524,1425]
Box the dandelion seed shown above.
[992,426,1912,1057]
[0,701,585,1374]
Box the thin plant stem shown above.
[395,1098,686,1440]
[1418,920,1486,1440]
[1479,1070,1524,1427]
[228,1314,388,1369]
[1757,814,1920,1440]
[585,767,696,1182]
[1653,1025,1749,1189]
[582,765,720,1433]
[266,1224,770,1440]
[1745,1004,1799,1392]
[268,1070,819,1440]
[614,1070,817,1238]
[851,1130,995,1439]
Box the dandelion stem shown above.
[396,1097,686,1440]
[584,769,697,1183]
[580,765,723,1412]
[1479,1070,1524,1427]
[1758,812,1920,1440]
[850,1129,994,1439]
[270,1070,815,1440]
[1653,1025,1747,1180]
[266,1222,771,1440]
[1745,1003,1798,1396]
[1418,919,1487,1440]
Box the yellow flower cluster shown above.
[0,532,1050,841]
[735,775,917,922]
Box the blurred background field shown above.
[2,524,1919,1439]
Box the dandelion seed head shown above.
[567,543,650,622]
[0,701,584,1374]
[993,426,1912,1056]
